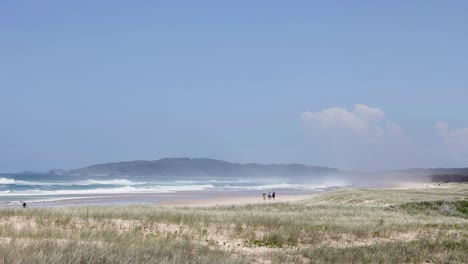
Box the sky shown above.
[1,1,468,172]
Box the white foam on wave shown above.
[244,183,338,190]
[0,184,215,196]
[0,187,141,196]
[78,179,146,185]
[150,184,214,191]
[175,180,199,184]
[0,178,16,184]
[11,179,146,186]
[176,179,256,185]
[208,179,255,184]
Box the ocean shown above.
[0,173,347,206]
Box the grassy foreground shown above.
[0,184,467,264]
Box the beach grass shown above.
[0,183,467,263]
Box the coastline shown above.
[3,189,326,208]
[159,182,456,208]
[1,182,448,208]
[157,192,321,207]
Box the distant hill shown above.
[393,168,468,182]
[355,168,468,185]
[53,158,340,177]
[431,174,468,183]
[401,168,468,176]
[47,158,468,182]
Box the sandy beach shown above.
[157,192,320,207]
[10,189,324,208]
[159,183,452,207]
[389,182,452,189]
[11,183,445,208]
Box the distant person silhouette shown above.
[262,192,266,200]
[272,192,275,200]
[268,192,272,200]
[22,202,27,208]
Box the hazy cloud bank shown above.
[301,104,468,170]
[435,122,468,163]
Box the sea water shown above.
[0,173,346,206]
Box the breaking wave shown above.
[0,178,16,184]
[0,174,348,204]
[2,178,146,186]
[0,184,215,196]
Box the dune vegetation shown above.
[0,184,467,263]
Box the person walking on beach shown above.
[272,191,275,200]
[262,192,266,200]
[22,202,27,208]
[268,192,272,200]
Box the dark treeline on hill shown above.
[431,174,468,183]
[52,158,339,177]
[401,168,468,176]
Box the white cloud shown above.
[301,104,468,170]
[354,104,385,123]
[301,104,389,136]
[301,104,422,170]
[435,122,468,162]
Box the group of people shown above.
[262,191,276,200]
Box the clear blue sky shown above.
[1,1,468,172]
